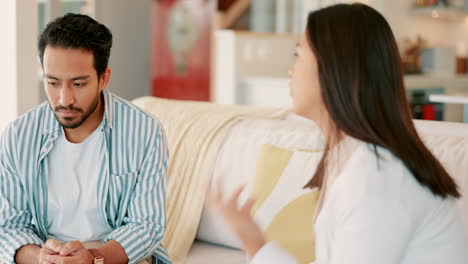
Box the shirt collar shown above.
[43,89,114,135]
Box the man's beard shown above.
[52,92,101,129]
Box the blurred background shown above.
[2,0,468,130]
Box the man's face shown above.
[43,46,104,129]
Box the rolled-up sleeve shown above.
[0,126,44,263]
[105,125,169,264]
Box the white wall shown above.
[16,0,41,115]
[453,18,468,44]
[0,1,17,130]
[334,0,465,47]
[0,0,39,131]
[95,0,152,100]
[74,0,468,102]
[294,0,462,47]
[379,0,462,47]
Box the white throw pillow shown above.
[197,114,323,249]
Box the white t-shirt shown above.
[47,121,112,242]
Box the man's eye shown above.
[74,83,86,87]
[48,82,57,86]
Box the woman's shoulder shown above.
[337,142,411,186]
[331,141,454,215]
[325,141,463,254]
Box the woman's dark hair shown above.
[38,13,113,79]
[304,4,460,198]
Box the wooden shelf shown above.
[404,73,468,90]
[242,74,468,92]
[430,94,468,104]
[411,6,468,20]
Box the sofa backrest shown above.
[197,116,468,247]
[413,120,468,239]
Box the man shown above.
[0,13,170,264]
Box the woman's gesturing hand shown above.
[206,180,267,258]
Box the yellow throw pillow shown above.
[252,144,322,264]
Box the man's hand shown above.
[45,241,94,264]
[38,239,63,264]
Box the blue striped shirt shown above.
[0,90,171,264]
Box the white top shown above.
[250,142,467,264]
[47,121,112,242]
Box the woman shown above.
[207,3,467,264]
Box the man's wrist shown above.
[92,240,129,264]
[15,244,42,264]
[89,248,104,264]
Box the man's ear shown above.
[99,67,112,91]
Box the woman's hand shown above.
[206,180,267,258]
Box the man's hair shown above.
[38,13,113,78]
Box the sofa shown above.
[0,98,465,264]
[133,97,468,264]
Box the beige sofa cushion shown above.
[185,241,245,264]
[197,114,322,248]
[251,144,321,263]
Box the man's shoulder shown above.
[110,93,163,129]
[107,93,167,159]
[2,101,50,138]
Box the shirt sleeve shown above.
[105,124,169,264]
[249,241,300,264]
[328,196,413,264]
[0,125,44,264]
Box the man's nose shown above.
[59,85,75,107]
